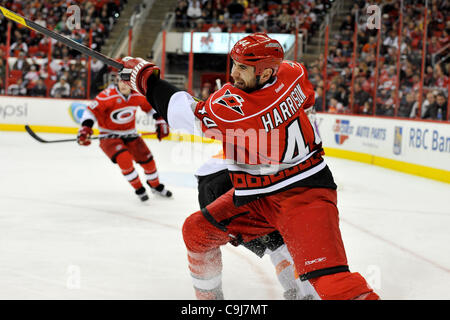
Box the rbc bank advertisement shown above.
[315,113,450,173]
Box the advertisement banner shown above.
[182,32,295,54]
[0,96,155,131]
[315,113,450,172]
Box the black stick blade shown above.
[24,125,78,143]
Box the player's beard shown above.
[233,76,259,93]
[233,75,274,93]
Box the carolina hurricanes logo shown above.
[110,106,137,124]
[213,90,245,116]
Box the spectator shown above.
[222,19,234,33]
[438,29,449,47]
[29,78,47,97]
[175,0,189,29]
[244,22,254,33]
[328,97,345,113]
[277,8,293,33]
[353,82,371,112]
[398,92,416,118]
[361,36,377,55]
[314,86,324,112]
[401,63,415,88]
[378,102,395,117]
[51,77,71,98]
[376,93,395,117]
[383,29,398,49]
[89,58,103,74]
[421,91,436,117]
[39,62,57,81]
[208,20,222,33]
[339,14,354,40]
[326,82,340,103]
[12,52,30,73]
[379,65,397,91]
[409,91,421,119]
[428,36,442,55]
[433,63,448,88]
[34,12,47,28]
[227,0,245,22]
[424,65,435,86]
[70,79,86,99]
[200,84,211,100]
[336,85,349,107]
[50,55,71,76]
[90,58,106,97]
[255,6,268,27]
[361,101,373,115]
[23,63,40,86]
[8,78,27,96]
[423,92,448,120]
[187,0,203,27]
[10,37,28,55]
[232,21,246,33]
[194,19,206,32]
[100,7,113,32]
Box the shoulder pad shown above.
[280,60,304,73]
[208,84,248,122]
[97,86,119,100]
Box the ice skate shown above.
[150,183,172,198]
[135,187,149,201]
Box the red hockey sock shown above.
[183,211,230,300]
[116,151,143,190]
[140,160,160,187]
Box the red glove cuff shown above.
[136,66,159,96]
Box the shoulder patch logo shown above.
[213,89,245,116]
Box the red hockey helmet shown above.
[230,33,284,76]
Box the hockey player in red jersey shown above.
[196,152,299,299]
[77,77,172,201]
[118,33,379,300]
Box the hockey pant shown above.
[197,170,297,297]
[100,137,160,190]
[182,186,379,300]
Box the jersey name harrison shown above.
[260,83,308,132]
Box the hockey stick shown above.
[24,125,156,143]
[0,6,123,71]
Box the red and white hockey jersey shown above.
[169,61,336,205]
[83,86,155,135]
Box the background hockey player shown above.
[118,33,379,300]
[77,74,172,201]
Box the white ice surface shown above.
[0,131,449,299]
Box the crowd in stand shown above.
[175,0,332,36]
[308,0,449,120]
[177,0,448,121]
[0,0,126,98]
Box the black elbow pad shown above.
[145,78,181,123]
